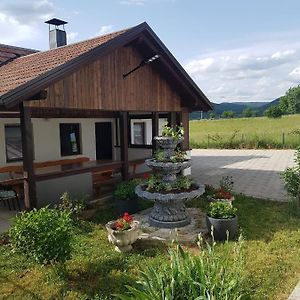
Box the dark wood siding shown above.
[28,46,182,112]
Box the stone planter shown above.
[105,220,140,252]
[206,215,238,241]
[154,136,183,159]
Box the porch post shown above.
[168,112,177,127]
[19,103,37,210]
[152,112,159,154]
[120,111,129,180]
[177,111,183,150]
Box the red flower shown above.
[113,212,134,231]
[143,173,150,179]
[215,187,233,200]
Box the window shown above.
[133,122,145,145]
[5,125,23,162]
[59,123,81,156]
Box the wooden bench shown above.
[129,158,152,179]
[34,157,90,169]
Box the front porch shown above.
[0,107,186,210]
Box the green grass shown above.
[1,197,300,299]
[190,114,300,149]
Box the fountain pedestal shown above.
[135,134,204,228]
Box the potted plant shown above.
[113,179,142,214]
[208,176,235,203]
[106,213,140,252]
[206,201,238,241]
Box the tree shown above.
[241,107,253,118]
[221,110,235,119]
[264,105,283,118]
[279,85,300,114]
[209,111,216,119]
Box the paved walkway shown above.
[0,149,296,233]
[0,208,16,234]
[191,149,295,201]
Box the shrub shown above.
[117,235,245,300]
[264,105,283,118]
[114,179,143,201]
[55,192,86,221]
[207,201,237,219]
[282,147,300,210]
[9,207,73,264]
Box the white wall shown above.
[0,117,116,167]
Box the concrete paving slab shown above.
[191,149,295,201]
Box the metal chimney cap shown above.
[45,18,68,26]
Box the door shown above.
[95,122,113,160]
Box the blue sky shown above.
[1,0,300,103]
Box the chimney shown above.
[45,18,68,49]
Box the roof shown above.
[45,18,68,26]
[0,22,212,111]
[0,44,37,66]
[0,28,127,99]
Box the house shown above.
[0,20,212,210]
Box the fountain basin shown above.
[135,184,205,228]
[145,159,191,182]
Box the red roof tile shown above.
[0,29,128,96]
[0,44,37,65]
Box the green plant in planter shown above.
[146,175,163,192]
[153,149,165,162]
[208,201,237,219]
[161,124,184,141]
[113,179,143,200]
[170,149,187,163]
[175,176,193,190]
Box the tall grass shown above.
[190,114,300,149]
[117,235,245,300]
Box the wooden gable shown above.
[27,46,182,112]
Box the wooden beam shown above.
[29,107,119,118]
[152,112,159,154]
[120,112,129,180]
[181,108,190,150]
[19,102,37,210]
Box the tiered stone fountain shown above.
[135,133,205,228]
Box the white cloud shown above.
[96,25,114,36]
[120,0,148,5]
[67,32,79,43]
[184,39,300,103]
[0,0,55,46]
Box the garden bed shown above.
[1,195,300,299]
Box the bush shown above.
[9,207,73,264]
[117,235,245,300]
[264,105,283,118]
[55,192,86,221]
[113,179,143,201]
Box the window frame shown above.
[59,123,82,157]
[5,124,23,163]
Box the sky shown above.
[1,0,300,103]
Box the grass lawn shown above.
[1,196,300,299]
[190,114,300,149]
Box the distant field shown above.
[190,114,300,149]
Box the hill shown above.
[190,98,281,120]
